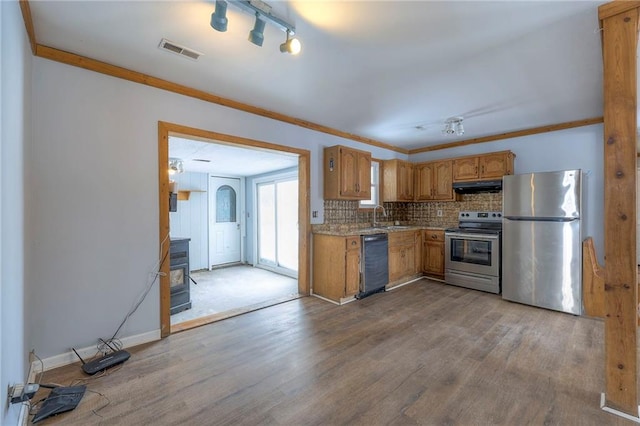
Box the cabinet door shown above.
[480,153,511,179]
[423,230,444,276]
[345,244,361,296]
[400,162,414,200]
[388,245,405,282]
[415,163,435,201]
[340,148,359,197]
[356,151,372,199]
[404,245,416,276]
[423,241,444,276]
[453,157,479,181]
[433,161,454,200]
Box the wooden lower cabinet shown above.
[313,234,361,303]
[422,230,445,278]
[388,231,421,286]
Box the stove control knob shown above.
[492,213,496,217]
[497,213,502,217]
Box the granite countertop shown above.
[312,223,446,236]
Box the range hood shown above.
[453,179,503,194]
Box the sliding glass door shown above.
[257,177,298,275]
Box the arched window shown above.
[216,185,236,223]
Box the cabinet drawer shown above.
[389,231,415,247]
[423,230,444,242]
[346,236,360,251]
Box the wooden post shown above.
[599,2,639,416]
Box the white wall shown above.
[410,124,605,262]
[30,45,605,361]
[29,58,403,359]
[169,172,208,271]
[1,1,30,423]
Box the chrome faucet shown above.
[372,205,387,227]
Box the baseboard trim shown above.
[311,294,340,305]
[600,393,640,423]
[17,357,39,426]
[32,329,161,373]
[386,276,423,291]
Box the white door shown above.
[209,177,241,267]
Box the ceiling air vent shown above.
[158,38,203,61]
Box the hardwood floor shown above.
[31,280,633,425]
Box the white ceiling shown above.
[169,136,298,175]
[29,1,605,150]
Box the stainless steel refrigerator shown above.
[502,169,582,315]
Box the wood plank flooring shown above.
[31,280,634,425]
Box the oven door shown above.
[445,232,500,277]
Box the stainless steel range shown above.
[444,211,502,294]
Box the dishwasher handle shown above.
[362,233,388,242]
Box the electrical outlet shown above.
[312,211,318,218]
[9,383,39,404]
[437,209,443,217]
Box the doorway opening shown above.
[158,122,310,337]
[256,172,299,277]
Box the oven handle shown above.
[445,232,500,241]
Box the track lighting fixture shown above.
[211,0,301,54]
[248,14,266,47]
[168,158,184,175]
[442,117,465,136]
[210,0,228,32]
[280,30,301,55]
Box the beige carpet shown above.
[170,265,299,324]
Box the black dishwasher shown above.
[358,233,389,299]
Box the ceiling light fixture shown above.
[210,0,301,54]
[248,14,266,47]
[210,0,229,32]
[279,30,301,55]
[168,158,184,175]
[442,117,465,136]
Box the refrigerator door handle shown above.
[503,216,579,222]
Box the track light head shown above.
[279,30,301,55]
[248,14,266,47]
[443,117,464,136]
[210,0,228,32]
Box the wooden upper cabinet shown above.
[415,162,435,200]
[453,151,515,182]
[415,160,455,201]
[452,157,479,181]
[433,161,454,200]
[479,152,514,179]
[324,145,372,200]
[383,159,414,202]
[357,153,372,200]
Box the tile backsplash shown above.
[323,193,502,227]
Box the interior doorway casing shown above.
[158,121,311,338]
